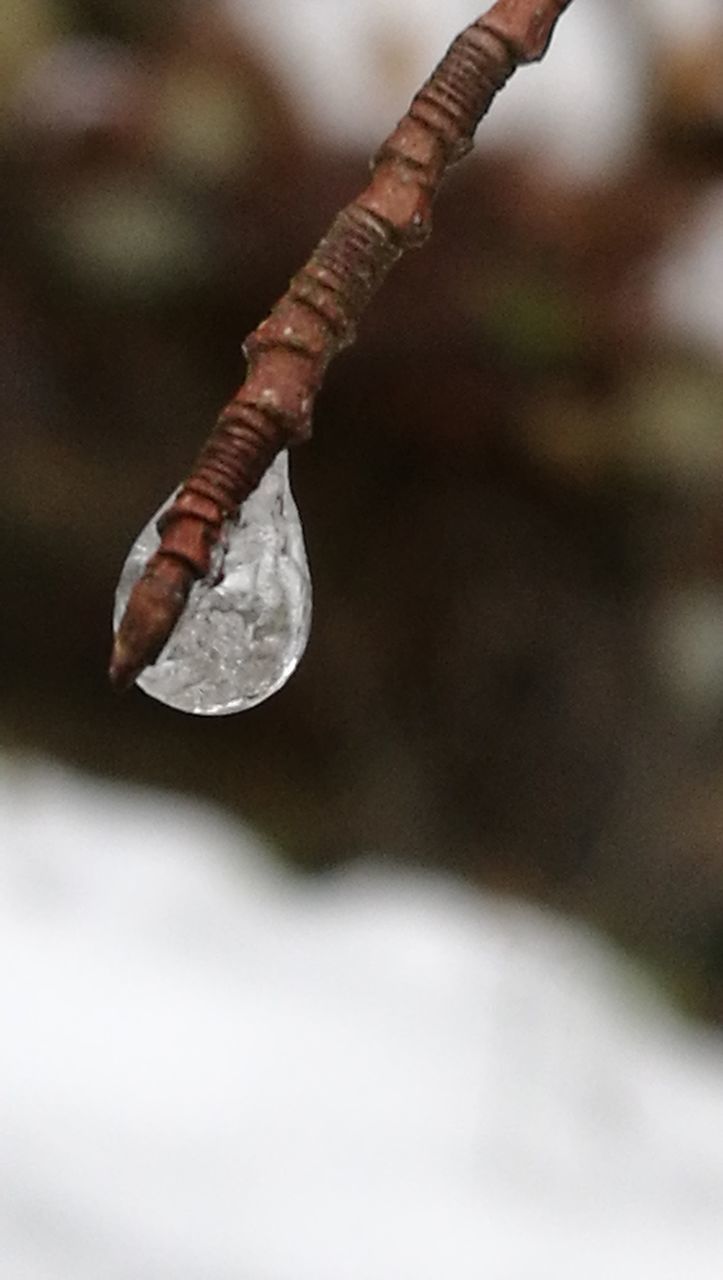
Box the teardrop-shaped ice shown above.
[113,451,312,715]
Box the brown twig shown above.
[110,0,575,691]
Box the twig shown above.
[110,0,574,691]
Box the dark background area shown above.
[2,0,723,1014]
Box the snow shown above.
[1,756,723,1278]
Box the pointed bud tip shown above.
[108,637,141,694]
[108,555,192,696]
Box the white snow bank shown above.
[0,756,723,1278]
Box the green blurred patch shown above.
[475,267,586,371]
[0,0,64,114]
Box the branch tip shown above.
[110,0,577,691]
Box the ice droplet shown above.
[113,452,312,715]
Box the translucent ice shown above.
[113,451,312,715]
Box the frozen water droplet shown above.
[114,452,312,715]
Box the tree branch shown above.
[110,0,575,691]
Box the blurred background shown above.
[2,0,723,1271]
[3,0,723,1007]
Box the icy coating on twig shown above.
[114,454,311,714]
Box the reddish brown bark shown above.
[110,0,575,691]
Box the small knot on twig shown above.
[484,0,572,64]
